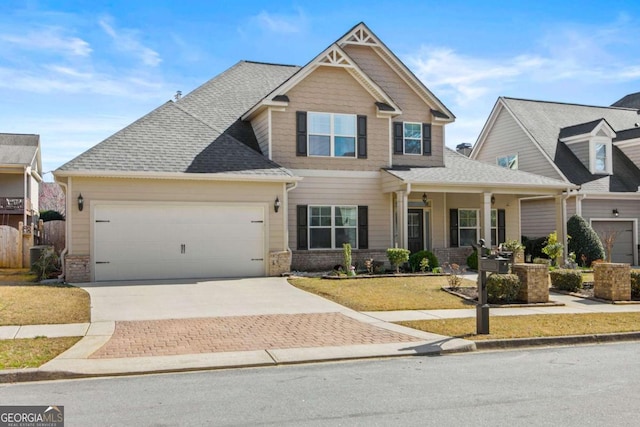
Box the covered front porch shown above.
[382,150,577,265]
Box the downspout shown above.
[55,178,69,281]
[561,188,572,262]
[284,181,298,253]
[23,166,28,227]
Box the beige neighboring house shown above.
[0,133,42,231]
[472,96,640,265]
[54,23,571,283]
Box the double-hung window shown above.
[595,143,606,173]
[403,122,422,155]
[458,209,478,247]
[308,112,356,157]
[309,205,357,249]
[490,209,498,246]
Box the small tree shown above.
[598,229,620,263]
[567,215,605,266]
[342,243,355,276]
[387,248,410,273]
[542,231,563,266]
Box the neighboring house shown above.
[54,23,571,283]
[472,97,640,265]
[0,133,42,231]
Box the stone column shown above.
[594,263,631,301]
[513,263,549,303]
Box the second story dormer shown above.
[559,118,615,175]
[242,23,455,172]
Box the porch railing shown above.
[0,197,32,214]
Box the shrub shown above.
[502,239,524,252]
[524,236,548,261]
[542,231,563,266]
[631,271,640,300]
[39,210,65,222]
[408,250,439,272]
[486,274,520,303]
[387,248,410,273]
[32,246,59,281]
[549,269,582,292]
[342,243,355,276]
[466,249,478,270]
[567,215,605,267]
[443,263,466,290]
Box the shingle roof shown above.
[385,148,570,189]
[502,97,640,192]
[57,61,300,176]
[0,133,39,165]
[615,126,640,142]
[612,92,640,109]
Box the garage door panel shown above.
[591,220,634,264]
[94,204,265,281]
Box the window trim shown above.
[307,112,357,158]
[403,122,423,155]
[458,208,479,247]
[496,154,518,169]
[593,141,608,173]
[308,205,358,249]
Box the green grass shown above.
[0,337,81,369]
[288,276,475,311]
[398,312,640,341]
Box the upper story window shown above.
[403,123,422,155]
[594,143,606,173]
[308,112,356,157]
[393,122,431,156]
[497,154,518,169]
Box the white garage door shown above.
[591,220,634,264]
[93,203,265,281]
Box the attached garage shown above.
[93,203,266,281]
[591,220,637,265]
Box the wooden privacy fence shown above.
[0,222,33,268]
[42,220,65,254]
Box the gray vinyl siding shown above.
[567,141,589,170]
[521,198,556,238]
[617,144,640,165]
[475,107,565,181]
[0,174,24,195]
[251,109,270,158]
[582,198,640,242]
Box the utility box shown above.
[479,257,510,274]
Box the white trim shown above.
[267,108,273,160]
[589,139,613,175]
[402,121,423,155]
[307,111,357,158]
[291,169,379,178]
[614,137,640,148]
[459,208,480,247]
[307,205,358,250]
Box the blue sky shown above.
[2,0,640,179]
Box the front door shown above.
[408,209,424,253]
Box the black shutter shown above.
[498,209,506,244]
[393,122,404,154]
[422,123,432,156]
[297,205,308,250]
[449,209,459,247]
[358,206,368,249]
[296,111,307,156]
[357,115,367,158]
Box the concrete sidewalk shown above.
[3,278,640,382]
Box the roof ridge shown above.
[501,96,637,111]
[241,60,300,68]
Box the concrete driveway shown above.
[82,277,349,322]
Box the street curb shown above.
[474,332,640,351]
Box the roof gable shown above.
[0,133,41,170]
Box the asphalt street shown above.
[2,342,639,426]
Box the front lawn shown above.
[288,276,475,311]
[398,312,640,341]
[0,285,90,326]
[0,337,81,369]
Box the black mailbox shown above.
[479,257,510,274]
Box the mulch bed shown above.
[443,286,564,307]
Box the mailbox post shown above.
[474,239,511,335]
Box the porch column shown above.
[395,191,408,248]
[482,192,492,246]
[555,195,567,265]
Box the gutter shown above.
[54,178,69,282]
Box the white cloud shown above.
[253,10,306,34]
[0,28,92,57]
[99,17,161,66]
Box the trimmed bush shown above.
[631,271,640,299]
[387,248,410,273]
[39,210,65,222]
[408,250,439,272]
[486,274,520,303]
[549,269,582,292]
[567,215,605,267]
[524,236,548,261]
[466,249,478,270]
